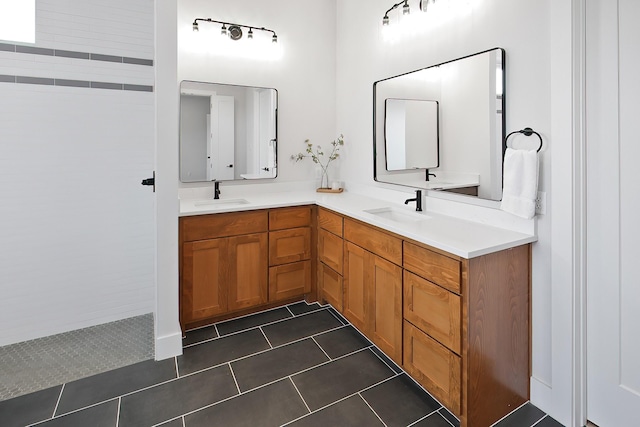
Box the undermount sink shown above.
[193,198,250,207]
[363,207,430,223]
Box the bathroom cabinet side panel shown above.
[466,244,531,427]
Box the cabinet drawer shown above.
[404,321,461,416]
[269,206,312,230]
[404,241,461,294]
[319,262,343,311]
[318,208,343,237]
[269,227,311,266]
[180,211,268,242]
[318,229,343,274]
[404,271,461,354]
[269,261,311,302]
[344,218,402,265]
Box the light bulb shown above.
[403,1,410,15]
[192,21,199,32]
[383,15,390,25]
[248,28,253,39]
[221,24,227,36]
[272,33,278,43]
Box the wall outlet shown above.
[535,191,547,215]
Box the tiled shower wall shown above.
[0,0,156,346]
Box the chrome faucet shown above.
[404,190,422,212]
[214,181,220,199]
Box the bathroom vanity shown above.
[179,190,535,427]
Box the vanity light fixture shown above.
[383,0,438,25]
[382,0,409,25]
[192,18,278,43]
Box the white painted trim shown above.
[154,0,182,361]
[545,0,586,425]
[155,331,183,361]
[531,377,553,415]
[571,1,588,426]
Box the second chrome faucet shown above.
[404,189,422,212]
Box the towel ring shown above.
[505,127,543,152]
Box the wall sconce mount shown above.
[192,18,278,43]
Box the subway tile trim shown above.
[0,42,153,66]
[0,75,153,92]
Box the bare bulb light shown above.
[192,21,199,31]
[383,15,390,25]
[272,34,278,43]
[247,28,253,39]
[221,24,227,36]
[403,1,410,15]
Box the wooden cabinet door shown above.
[319,262,343,312]
[404,271,461,355]
[369,255,403,365]
[269,227,311,266]
[343,241,368,332]
[227,233,268,311]
[404,321,462,416]
[318,229,343,274]
[182,238,228,323]
[269,260,311,302]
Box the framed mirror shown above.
[385,98,439,171]
[374,48,505,201]
[180,80,278,183]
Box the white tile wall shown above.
[0,0,155,346]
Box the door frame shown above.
[550,0,588,425]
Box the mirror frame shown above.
[373,47,506,200]
[179,80,279,183]
[383,98,440,171]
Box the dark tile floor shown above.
[0,301,564,427]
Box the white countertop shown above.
[179,190,537,259]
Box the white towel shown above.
[500,148,539,219]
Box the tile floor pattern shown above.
[0,313,154,401]
[0,302,564,427]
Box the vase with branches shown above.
[291,134,344,190]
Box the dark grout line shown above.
[228,363,241,395]
[437,408,458,427]
[310,336,333,361]
[281,372,403,427]
[52,383,64,418]
[288,377,312,414]
[29,397,121,427]
[258,326,273,348]
[358,392,389,427]
[368,347,397,374]
[527,414,549,427]
[182,306,336,348]
[407,408,443,427]
[115,396,122,427]
[285,305,296,317]
[489,401,535,427]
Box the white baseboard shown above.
[530,376,553,417]
[154,331,183,360]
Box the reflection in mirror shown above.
[374,48,505,201]
[385,98,439,171]
[180,81,277,183]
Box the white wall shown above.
[0,0,156,346]
[177,0,337,189]
[439,53,492,198]
[335,0,559,421]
